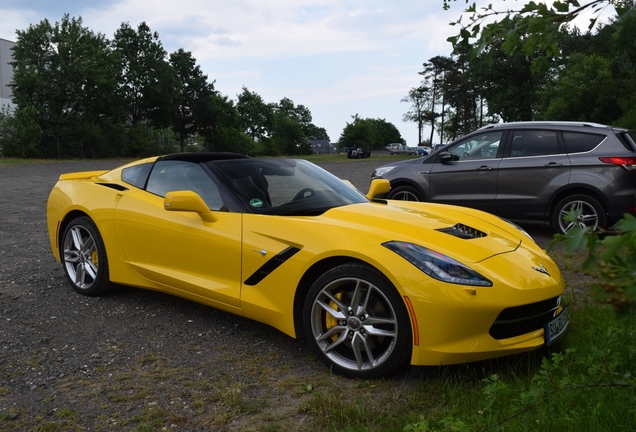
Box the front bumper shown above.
[403,249,566,366]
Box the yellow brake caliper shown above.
[325,292,343,341]
[91,249,99,267]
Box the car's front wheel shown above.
[387,185,423,201]
[551,194,607,234]
[303,263,412,378]
[60,216,114,296]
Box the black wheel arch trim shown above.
[386,179,429,200]
[547,184,610,218]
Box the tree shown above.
[0,106,42,158]
[401,86,433,145]
[169,48,216,152]
[472,40,545,122]
[538,53,623,123]
[236,87,273,142]
[368,118,404,145]
[270,97,313,155]
[444,0,635,73]
[112,22,175,127]
[10,15,121,158]
[200,94,257,154]
[338,115,404,150]
[442,49,481,140]
[305,124,330,141]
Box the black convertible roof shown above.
[157,152,250,163]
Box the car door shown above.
[496,129,571,219]
[113,160,243,310]
[428,130,504,213]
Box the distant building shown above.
[1,37,16,109]
[309,139,335,154]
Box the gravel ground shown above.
[0,155,560,431]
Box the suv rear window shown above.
[617,131,636,152]
[562,132,605,153]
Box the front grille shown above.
[489,296,562,340]
[436,223,487,239]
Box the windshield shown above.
[207,158,368,215]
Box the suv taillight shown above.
[599,157,636,171]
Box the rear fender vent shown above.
[436,223,487,239]
[97,183,129,192]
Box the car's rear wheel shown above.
[60,216,114,296]
[552,194,606,234]
[303,263,411,378]
[387,185,423,201]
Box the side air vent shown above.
[436,223,487,239]
[97,183,129,191]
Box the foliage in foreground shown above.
[405,212,636,431]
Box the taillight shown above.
[599,157,636,171]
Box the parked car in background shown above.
[415,147,430,156]
[387,144,417,156]
[347,147,370,159]
[372,121,636,233]
[432,144,446,151]
[385,143,403,152]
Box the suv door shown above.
[428,130,504,213]
[496,129,571,219]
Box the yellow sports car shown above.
[46,153,568,378]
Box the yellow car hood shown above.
[322,200,524,264]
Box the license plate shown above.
[545,306,569,346]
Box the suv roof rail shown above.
[479,121,609,130]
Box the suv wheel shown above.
[387,186,423,201]
[552,194,606,234]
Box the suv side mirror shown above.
[439,151,456,164]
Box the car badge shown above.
[532,263,550,276]
[252,249,267,257]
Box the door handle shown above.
[544,162,563,168]
[477,165,493,171]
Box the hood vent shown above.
[436,223,487,239]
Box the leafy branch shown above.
[551,213,636,319]
[443,1,633,73]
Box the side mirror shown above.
[164,191,217,223]
[366,179,391,200]
[439,151,454,164]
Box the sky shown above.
[0,1,618,146]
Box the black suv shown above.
[372,122,636,233]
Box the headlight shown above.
[383,241,493,287]
[372,166,396,178]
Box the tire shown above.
[387,185,423,201]
[303,263,412,378]
[551,194,606,234]
[60,216,114,296]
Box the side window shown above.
[510,130,559,157]
[449,131,503,161]
[563,132,605,153]
[146,161,225,211]
[122,163,152,189]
